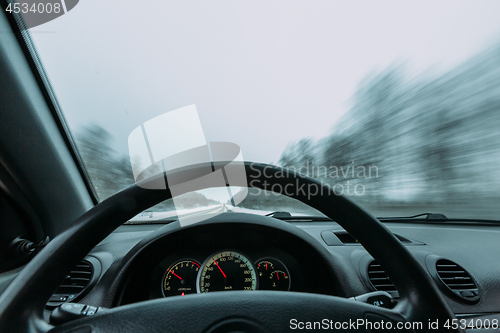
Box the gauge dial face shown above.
[269,270,290,291]
[256,258,291,291]
[198,251,257,293]
[162,260,201,297]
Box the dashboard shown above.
[47,212,500,330]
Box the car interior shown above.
[1,2,500,333]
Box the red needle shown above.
[266,263,268,270]
[170,270,182,280]
[213,260,227,278]
[277,272,280,280]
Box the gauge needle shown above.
[213,260,227,278]
[277,273,280,280]
[170,270,182,280]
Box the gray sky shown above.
[31,0,500,164]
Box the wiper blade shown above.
[378,213,448,221]
[266,211,293,218]
[266,212,332,222]
[378,213,500,226]
[124,219,177,225]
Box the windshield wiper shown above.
[378,213,500,225]
[266,211,293,218]
[378,213,448,221]
[124,218,178,225]
[266,212,332,222]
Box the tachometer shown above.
[197,251,257,293]
[162,259,201,297]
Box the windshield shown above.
[24,1,500,219]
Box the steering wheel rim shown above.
[0,162,462,332]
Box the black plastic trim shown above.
[46,256,102,309]
[0,0,98,205]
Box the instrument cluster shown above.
[157,250,293,298]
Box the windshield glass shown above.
[25,1,500,219]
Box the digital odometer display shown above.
[197,251,257,293]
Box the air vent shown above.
[435,259,479,304]
[367,260,399,298]
[46,258,100,309]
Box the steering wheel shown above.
[0,162,461,332]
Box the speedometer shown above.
[197,251,257,293]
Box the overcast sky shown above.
[31,0,500,164]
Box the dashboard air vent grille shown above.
[436,259,479,303]
[367,260,398,298]
[57,260,92,294]
[46,259,96,309]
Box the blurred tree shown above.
[76,124,135,201]
[278,138,316,176]
[275,43,500,215]
[75,124,221,211]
